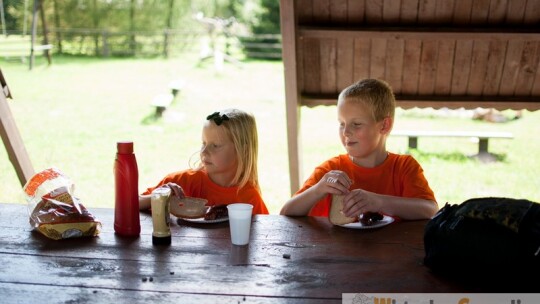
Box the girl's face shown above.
[337,98,389,161]
[200,122,238,178]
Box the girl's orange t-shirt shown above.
[296,153,436,217]
[143,169,269,215]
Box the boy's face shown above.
[200,122,238,177]
[337,98,390,160]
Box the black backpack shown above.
[424,197,540,291]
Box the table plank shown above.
[0,282,333,304]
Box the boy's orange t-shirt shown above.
[143,169,269,215]
[296,153,436,217]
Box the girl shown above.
[140,108,268,215]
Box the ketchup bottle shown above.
[114,141,140,236]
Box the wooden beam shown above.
[301,93,540,111]
[299,26,540,41]
[0,70,34,186]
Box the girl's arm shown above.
[139,194,152,211]
[138,182,186,211]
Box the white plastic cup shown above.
[227,203,253,246]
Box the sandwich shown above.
[170,196,208,219]
[329,195,385,226]
[329,195,356,225]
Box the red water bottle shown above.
[114,141,141,236]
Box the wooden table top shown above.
[0,202,519,303]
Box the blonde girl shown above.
[140,108,268,214]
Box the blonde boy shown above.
[281,79,438,220]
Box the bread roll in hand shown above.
[329,195,356,225]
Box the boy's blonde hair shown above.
[203,108,260,191]
[338,78,396,122]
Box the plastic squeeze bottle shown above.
[114,141,141,236]
[151,187,172,245]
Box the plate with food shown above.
[181,216,229,224]
[176,203,229,224]
[339,213,394,229]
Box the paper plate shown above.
[180,216,229,224]
[339,215,394,229]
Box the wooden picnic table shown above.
[0,203,529,302]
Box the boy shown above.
[280,79,438,220]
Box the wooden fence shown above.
[1,29,282,60]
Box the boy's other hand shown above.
[342,189,381,218]
[317,170,352,196]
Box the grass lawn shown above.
[1,54,539,214]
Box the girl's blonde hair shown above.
[198,108,260,191]
[338,78,396,122]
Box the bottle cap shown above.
[153,235,171,246]
[117,141,134,154]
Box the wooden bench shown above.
[391,130,514,156]
[150,93,174,117]
[149,80,185,117]
[0,36,53,63]
[168,79,185,97]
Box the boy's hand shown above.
[342,189,381,218]
[317,170,352,196]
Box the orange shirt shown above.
[143,169,269,215]
[296,153,436,216]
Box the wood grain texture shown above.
[386,37,405,92]
[2,201,534,303]
[337,38,355,90]
[418,40,438,95]
[435,40,456,95]
[402,39,422,94]
[353,38,371,81]
[450,40,473,95]
[319,38,337,93]
[347,0,365,24]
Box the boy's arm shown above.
[342,189,438,220]
[280,186,326,216]
[280,170,352,216]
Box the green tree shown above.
[248,0,280,34]
[2,0,25,33]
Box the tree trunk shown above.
[129,0,136,55]
[52,0,62,53]
[163,0,175,57]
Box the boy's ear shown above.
[380,117,393,134]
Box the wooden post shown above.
[280,0,302,195]
[0,69,35,186]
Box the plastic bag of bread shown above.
[23,168,101,240]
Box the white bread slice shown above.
[329,195,356,225]
[170,196,208,219]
